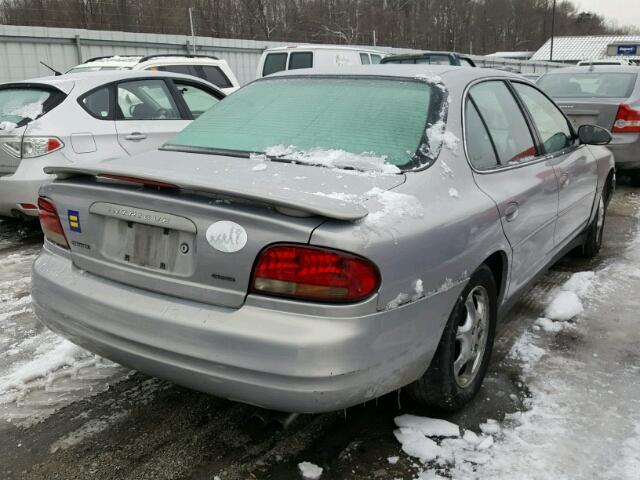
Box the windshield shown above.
[538,72,638,98]
[0,87,65,127]
[166,77,435,169]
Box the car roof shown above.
[264,64,515,83]
[543,65,640,75]
[1,70,221,94]
[383,51,470,59]
[263,44,386,54]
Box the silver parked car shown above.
[0,71,224,218]
[32,66,614,413]
[538,65,640,181]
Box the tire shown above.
[581,187,608,259]
[628,171,640,187]
[407,265,498,411]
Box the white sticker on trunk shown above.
[206,221,248,253]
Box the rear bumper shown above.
[608,133,640,171]
[0,154,62,217]
[32,246,462,413]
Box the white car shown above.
[256,45,387,78]
[0,70,224,219]
[67,54,240,94]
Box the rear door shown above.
[466,80,559,296]
[114,78,189,156]
[512,81,598,245]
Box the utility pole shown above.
[550,0,557,62]
[189,8,197,55]
[372,30,377,46]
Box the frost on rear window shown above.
[0,89,52,126]
[166,76,449,172]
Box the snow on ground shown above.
[298,461,323,479]
[0,246,129,426]
[393,201,640,479]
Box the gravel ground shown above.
[0,185,638,480]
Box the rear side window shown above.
[80,86,112,119]
[465,99,499,170]
[263,53,287,76]
[154,65,195,76]
[117,79,181,120]
[289,52,313,70]
[0,87,66,127]
[460,58,475,67]
[360,53,371,65]
[199,66,233,89]
[469,81,537,165]
[538,72,638,98]
[371,54,382,64]
[175,81,220,118]
[513,82,573,154]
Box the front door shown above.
[465,80,559,296]
[512,82,598,245]
[115,78,189,156]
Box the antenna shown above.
[40,61,62,76]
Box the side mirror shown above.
[578,124,612,145]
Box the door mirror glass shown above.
[578,124,612,145]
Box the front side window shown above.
[538,72,638,98]
[263,53,288,76]
[117,80,181,120]
[167,77,437,169]
[465,98,499,170]
[370,54,382,64]
[360,53,371,65]
[469,81,537,165]
[175,81,220,118]
[0,87,65,126]
[81,86,112,119]
[289,52,313,70]
[514,82,573,154]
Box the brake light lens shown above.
[38,197,69,249]
[613,104,640,133]
[251,244,380,303]
[98,174,178,190]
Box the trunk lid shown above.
[43,150,404,308]
[555,97,626,131]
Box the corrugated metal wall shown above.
[0,24,562,84]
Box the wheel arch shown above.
[481,250,508,303]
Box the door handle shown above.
[504,202,519,222]
[559,172,570,188]
[125,132,147,141]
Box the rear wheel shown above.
[408,265,497,411]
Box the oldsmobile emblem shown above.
[206,221,248,253]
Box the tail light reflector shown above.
[99,174,178,190]
[38,197,69,249]
[22,137,64,158]
[251,244,380,303]
[612,104,640,133]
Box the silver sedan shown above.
[32,65,614,413]
[0,70,224,218]
[538,65,640,182]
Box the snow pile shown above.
[448,187,459,199]
[298,461,323,479]
[0,336,90,393]
[545,290,583,321]
[421,121,460,158]
[534,316,566,333]
[0,121,17,131]
[264,145,401,175]
[510,331,545,371]
[252,162,267,171]
[393,415,496,474]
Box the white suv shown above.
[67,55,240,94]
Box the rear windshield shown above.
[538,72,638,98]
[0,87,66,127]
[166,77,436,169]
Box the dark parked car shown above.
[381,51,476,67]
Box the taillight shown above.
[251,244,380,303]
[98,174,178,190]
[1,136,64,159]
[612,104,640,133]
[38,197,69,249]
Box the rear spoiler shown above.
[44,166,369,222]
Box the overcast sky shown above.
[574,0,640,29]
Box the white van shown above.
[256,45,387,78]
